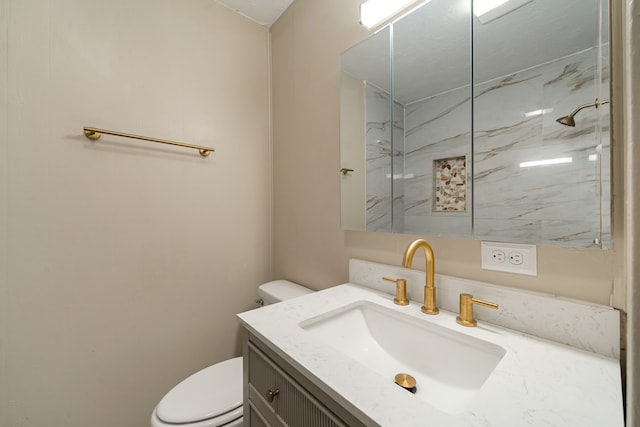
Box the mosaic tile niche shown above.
[434,156,467,212]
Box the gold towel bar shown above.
[83,126,215,157]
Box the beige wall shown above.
[339,72,366,230]
[620,0,640,422]
[0,0,271,426]
[271,0,618,306]
[0,0,627,425]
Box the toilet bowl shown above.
[150,280,313,427]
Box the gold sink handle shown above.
[382,277,410,306]
[456,293,498,327]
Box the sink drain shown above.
[394,373,417,393]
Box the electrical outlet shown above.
[481,241,537,276]
[491,250,506,263]
[509,251,523,265]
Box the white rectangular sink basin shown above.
[299,301,506,414]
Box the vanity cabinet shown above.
[244,332,370,427]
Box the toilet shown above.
[150,280,313,427]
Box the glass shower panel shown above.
[392,0,473,237]
[473,0,609,248]
[598,0,611,248]
[339,27,392,232]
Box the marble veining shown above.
[364,45,609,248]
[404,86,472,236]
[366,84,393,232]
[238,272,623,426]
[474,47,610,248]
[365,83,405,232]
[349,258,620,359]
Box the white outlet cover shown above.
[481,241,537,276]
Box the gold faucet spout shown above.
[402,239,439,315]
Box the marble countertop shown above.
[237,284,624,427]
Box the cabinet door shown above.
[248,401,271,427]
[247,342,347,427]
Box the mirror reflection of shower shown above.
[556,99,610,127]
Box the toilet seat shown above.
[151,406,242,427]
[151,357,243,427]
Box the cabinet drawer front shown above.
[248,342,347,427]
[248,401,271,427]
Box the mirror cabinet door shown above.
[340,26,392,232]
[472,0,610,248]
[339,0,611,249]
[393,0,472,237]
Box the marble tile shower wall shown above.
[473,47,609,247]
[392,100,405,233]
[599,44,611,246]
[381,47,609,247]
[365,83,405,231]
[404,86,473,236]
[366,84,392,231]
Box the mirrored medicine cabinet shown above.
[340,0,611,249]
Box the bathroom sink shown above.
[299,301,506,414]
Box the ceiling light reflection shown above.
[520,157,573,168]
[525,108,553,117]
[360,0,425,29]
[474,0,533,24]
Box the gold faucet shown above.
[402,239,438,315]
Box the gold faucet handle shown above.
[456,293,498,327]
[382,277,410,306]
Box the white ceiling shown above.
[215,0,294,27]
[217,0,607,103]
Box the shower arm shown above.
[567,98,610,118]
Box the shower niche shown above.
[339,0,610,249]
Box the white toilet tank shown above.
[258,279,313,305]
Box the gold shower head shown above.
[555,114,576,127]
[555,98,610,127]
